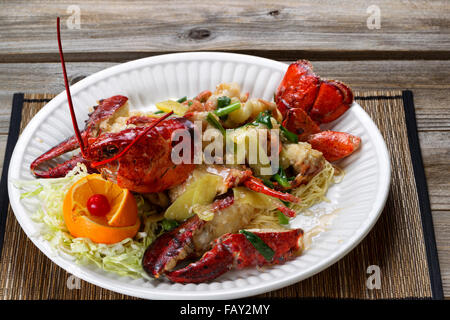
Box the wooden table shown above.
[0,0,449,297]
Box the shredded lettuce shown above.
[15,164,158,279]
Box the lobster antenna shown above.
[56,17,87,158]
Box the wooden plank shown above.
[0,135,7,175]
[432,210,450,295]
[0,60,448,132]
[0,0,449,62]
[419,131,450,211]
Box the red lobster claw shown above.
[30,95,128,178]
[307,131,361,162]
[142,216,205,279]
[165,229,304,283]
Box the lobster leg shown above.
[243,176,300,203]
[32,153,95,178]
[30,135,83,176]
[30,95,128,178]
[166,229,303,283]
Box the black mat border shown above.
[0,92,444,299]
[0,93,24,259]
[400,90,444,300]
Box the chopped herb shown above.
[272,167,291,189]
[176,96,187,103]
[277,211,290,225]
[206,112,226,135]
[188,101,193,106]
[240,230,275,261]
[217,96,231,109]
[280,125,299,143]
[161,219,179,232]
[280,199,290,207]
[154,110,165,114]
[214,102,241,117]
[254,110,273,129]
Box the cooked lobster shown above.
[34,18,362,284]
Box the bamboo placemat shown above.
[0,91,443,299]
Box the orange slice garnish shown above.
[63,174,140,244]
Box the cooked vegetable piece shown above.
[206,112,226,135]
[280,124,299,143]
[214,102,241,117]
[161,219,179,232]
[277,211,290,225]
[254,110,273,129]
[192,203,215,221]
[233,187,282,210]
[176,96,187,103]
[217,96,231,109]
[272,167,291,189]
[164,173,223,221]
[227,126,272,176]
[239,230,275,261]
[156,100,188,116]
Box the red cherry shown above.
[87,194,111,216]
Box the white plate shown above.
[8,52,390,300]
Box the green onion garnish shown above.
[280,125,298,143]
[280,199,290,207]
[277,211,290,225]
[214,102,241,117]
[176,96,187,103]
[254,110,273,129]
[217,96,231,109]
[272,167,291,189]
[161,219,179,232]
[240,230,275,262]
[188,101,193,106]
[154,110,165,114]
[206,112,226,135]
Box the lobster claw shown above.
[165,229,304,283]
[30,95,129,178]
[142,216,205,278]
[307,131,361,162]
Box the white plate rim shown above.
[7,52,391,300]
